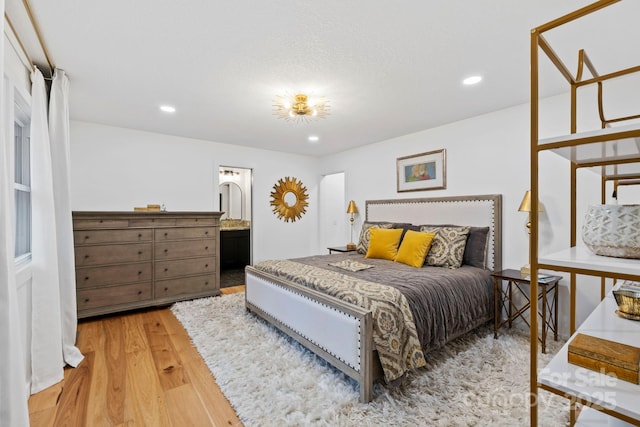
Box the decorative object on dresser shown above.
[396,149,446,192]
[518,190,543,275]
[582,204,640,259]
[73,211,222,318]
[346,200,359,250]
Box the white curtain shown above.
[49,69,84,368]
[0,1,31,422]
[29,67,80,393]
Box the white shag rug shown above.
[171,293,569,427]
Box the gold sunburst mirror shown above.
[270,176,309,222]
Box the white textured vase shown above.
[582,204,640,259]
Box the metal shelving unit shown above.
[529,1,640,425]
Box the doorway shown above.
[218,166,252,288]
[319,172,346,253]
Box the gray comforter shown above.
[290,253,494,354]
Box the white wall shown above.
[70,121,320,263]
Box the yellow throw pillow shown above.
[394,230,436,268]
[365,228,404,260]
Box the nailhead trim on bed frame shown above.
[248,276,362,372]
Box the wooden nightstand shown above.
[327,246,357,254]
[492,268,561,353]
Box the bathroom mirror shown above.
[219,182,243,219]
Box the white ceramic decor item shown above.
[582,205,640,259]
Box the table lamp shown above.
[519,190,543,275]
[346,200,359,250]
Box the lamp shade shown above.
[346,200,358,214]
[518,190,543,213]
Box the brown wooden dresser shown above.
[73,211,222,318]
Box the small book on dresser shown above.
[568,333,640,384]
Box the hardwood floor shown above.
[28,286,245,427]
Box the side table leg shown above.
[508,280,513,329]
[554,282,558,341]
[542,284,547,354]
[494,278,499,339]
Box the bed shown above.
[245,194,502,402]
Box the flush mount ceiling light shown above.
[160,105,176,113]
[273,93,330,123]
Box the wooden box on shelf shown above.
[568,333,640,384]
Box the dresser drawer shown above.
[155,227,216,241]
[77,282,152,311]
[176,217,217,226]
[76,262,152,288]
[129,218,177,227]
[74,218,129,229]
[155,257,216,279]
[155,275,216,299]
[74,228,153,245]
[155,239,216,260]
[75,243,152,266]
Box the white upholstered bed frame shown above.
[245,194,502,402]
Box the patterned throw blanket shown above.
[254,259,426,383]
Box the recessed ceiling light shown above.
[308,135,319,142]
[160,105,176,113]
[463,76,482,85]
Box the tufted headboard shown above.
[365,194,502,272]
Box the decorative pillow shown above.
[421,224,490,268]
[420,225,471,268]
[356,222,394,254]
[463,226,490,269]
[394,230,436,268]
[365,228,404,260]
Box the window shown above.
[14,100,31,258]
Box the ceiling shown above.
[6,1,640,157]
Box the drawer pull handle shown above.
[205,231,209,235]
[164,232,168,237]
[138,233,142,238]
[84,235,90,240]
[138,271,142,275]
[205,281,209,286]
[205,264,209,268]
[84,255,90,259]
[164,287,168,291]
[84,276,89,281]
[164,268,169,272]
[164,249,168,253]
[205,246,209,250]
[138,251,143,255]
[137,291,142,295]
[84,298,90,302]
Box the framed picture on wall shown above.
[396,149,446,192]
